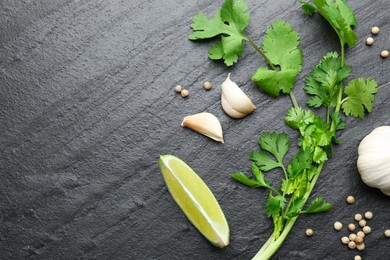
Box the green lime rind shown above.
[158,154,230,248]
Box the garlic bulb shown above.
[221,74,256,118]
[181,112,224,143]
[357,126,390,196]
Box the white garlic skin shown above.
[221,74,256,118]
[181,112,224,143]
[357,126,390,196]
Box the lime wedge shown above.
[158,154,229,248]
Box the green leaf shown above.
[252,20,302,96]
[232,172,261,187]
[266,193,286,218]
[251,163,270,188]
[250,151,281,171]
[285,107,314,130]
[189,0,250,66]
[287,149,313,178]
[341,78,378,118]
[258,132,290,164]
[308,0,358,47]
[313,146,327,163]
[304,52,351,108]
[303,197,333,213]
[287,196,306,217]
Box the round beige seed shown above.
[364,211,373,220]
[349,233,357,241]
[357,231,365,238]
[371,26,380,35]
[357,243,365,251]
[359,219,367,227]
[175,85,183,93]
[341,236,350,244]
[355,213,363,221]
[306,228,313,237]
[354,255,362,260]
[363,226,371,234]
[181,89,189,98]
[347,196,355,204]
[334,221,343,231]
[366,37,374,46]
[348,224,356,231]
[355,235,364,244]
[384,229,390,238]
[348,241,357,249]
[380,50,389,58]
[203,81,212,90]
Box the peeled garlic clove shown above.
[221,73,256,118]
[181,112,224,143]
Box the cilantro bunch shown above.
[189,0,378,259]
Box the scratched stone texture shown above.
[1,0,389,259]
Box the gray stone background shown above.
[1,0,389,259]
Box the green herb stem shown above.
[246,37,277,71]
[252,163,324,260]
[289,91,299,109]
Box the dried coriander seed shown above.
[364,211,373,220]
[371,26,380,35]
[354,213,363,221]
[380,50,389,58]
[334,221,343,231]
[347,196,355,204]
[181,89,189,97]
[203,81,212,90]
[363,226,371,234]
[305,228,313,237]
[341,236,350,244]
[366,37,374,46]
[348,241,357,249]
[348,224,356,231]
[175,85,183,93]
[359,219,367,227]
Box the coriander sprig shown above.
[189,0,379,259]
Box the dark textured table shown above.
[1,1,389,259]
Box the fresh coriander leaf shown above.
[252,20,302,96]
[313,146,327,163]
[232,172,262,187]
[307,0,358,47]
[266,193,286,218]
[302,197,333,213]
[251,163,270,187]
[281,179,298,195]
[287,196,306,217]
[287,148,313,178]
[285,107,314,130]
[258,132,290,164]
[251,150,281,171]
[189,0,250,66]
[341,78,378,118]
[304,52,351,108]
[301,2,316,16]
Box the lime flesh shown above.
[158,154,229,248]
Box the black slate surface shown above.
[1,1,389,259]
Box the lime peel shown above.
[158,154,230,248]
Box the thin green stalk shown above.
[289,92,299,109]
[334,43,345,115]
